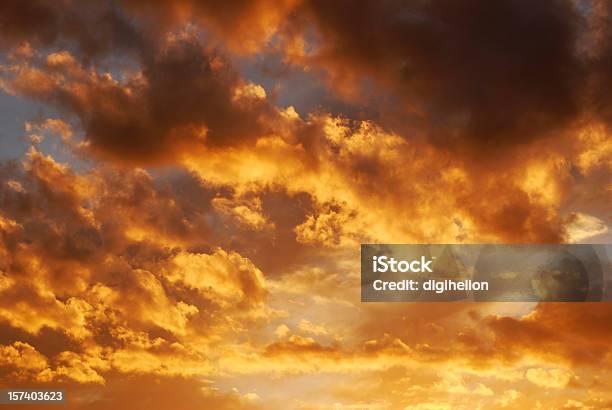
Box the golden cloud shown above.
[0,1,610,409]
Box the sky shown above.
[0,1,611,409]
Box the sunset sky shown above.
[0,1,611,409]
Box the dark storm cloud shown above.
[1,0,279,164]
[297,0,585,150]
[5,36,277,164]
[588,1,612,129]
[0,0,142,58]
[1,0,609,160]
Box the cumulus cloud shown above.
[0,1,611,409]
[1,41,276,164]
[0,150,279,386]
[526,367,572,389]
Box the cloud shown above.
[0,342,48,376]
[0,1,611,409]
[496,389,521,407]
[526,367,572,389]
[565,212,609,242]
[297,319,329,337]
[2,40,277,164]
[212,196,274,231]
[122,0,299,53]
[169,249,268,309]
[0,0,142,57]
[485,303,612,366]
[404,403,452,410]
[286,0,584,151]
[1,1,609,246]
[51,376,263,410]
[0,150,280,385]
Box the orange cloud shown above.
[0,1,610,409]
